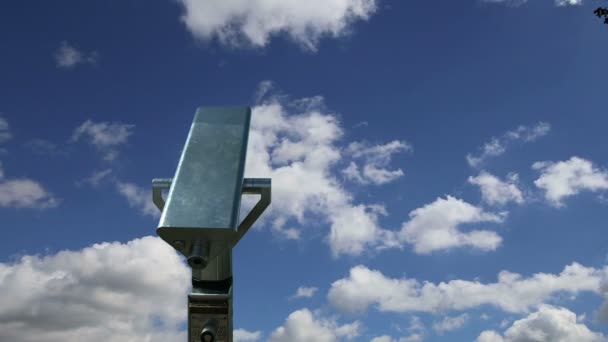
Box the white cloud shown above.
[0,236,189,342]
[335,320,363,340]
[468,171,524,206]
[0,115,11,143]
[327,203,394,256]
[25,139,67,156]
[0,118,58,209]
[244,82,401,257]
[476,305,605,342]
[482,0,580,6]
[54,41,98,69]
[433,313,469,334]
[506,122,551,142]
[255,80,275,102]
[176,0,378,51]
[533,156,608,207]
[71,119,134,161]
[400,335,424,342]
[343,140,411,185]
[247,83,514,256]
[291,286,319,299]
[480,0,528,7]
[346,140,412,164]
[234,328,262,341]
[555,0,582,6]
[0,179,59,209]
[476,330,505,342]
[342,162,366,183]
[77,168,112,187]
[407,316,426,334]
[387,315,426,341]
[0,163,59,209]
[370,335,423,342]
[398,196,505,254]
[116,181,159,218]
[594,279,608,323]
[268,308,361,342]
[327,262,605,315]
[360,164,405,185]
[467,122,550,167]
[578,312,587,323]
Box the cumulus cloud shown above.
[334,320,364,340]
[234,328,262,341]
[342,140,411,185]
[176,0,378,51]
[71,119,134,161]
[370,335,423,342]
[291,286,319,299]
[375,316,426,342]
[533,156,608,207]
[116,181,159,218]
[245,82,402,257]
[268,308,361,342]
[467,122,550,167]
[54,41,98,69]
[0,178,59,209]
[477,330,505,342]
[0,163,59,209]
[0,236,190,342]
[468,171,524,206]
[0,115,11,143]
[433,313,469,334]
[0,118,59,209]
[475,305,604,342]
[594,279,608,323]
[246,82,514,256]
[398,196,505,254]
[327,262,605,315]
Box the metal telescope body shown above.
[152,106,270,342]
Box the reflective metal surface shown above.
[157,107,251,257]
[153,106,271,342]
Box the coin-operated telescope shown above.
[152,107,271,342]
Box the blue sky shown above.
[1,0,608,341]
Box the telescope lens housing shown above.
[201,331,214,342]
[201,319,217,342]
[188,240,210,269]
